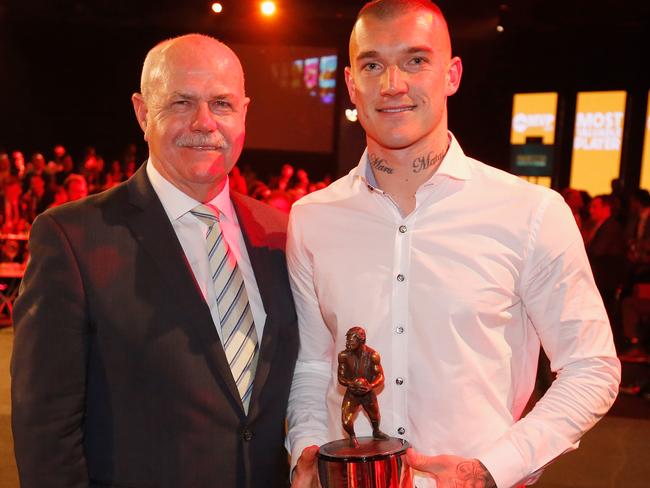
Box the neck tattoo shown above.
[412,144,449,174]
[369,153,394,174]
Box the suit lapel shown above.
[231,193,281,418]
[125,165,244,413]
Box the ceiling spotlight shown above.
[211,2,223,13]
[345,108,358,123]
[496,4,509,33]
[260,1,277,17]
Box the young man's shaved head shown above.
[350,0,452,60]
[356,0,445,22]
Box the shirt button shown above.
[395,377,404,385]
[395,326,404,334]
[397,427,406,435]
[397,274,405,282]
[399,225,407,233]
[242,428,253,442]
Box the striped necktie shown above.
[190,203,258,412]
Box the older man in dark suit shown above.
[11,34,298,488]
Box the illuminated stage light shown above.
[211,3,223,13]
[345,108,358,123]
[260,1,277,16]
[496,24,504,32]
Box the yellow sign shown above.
[510,92,558,145]
[570,90,626,196]
[640,92,650,191]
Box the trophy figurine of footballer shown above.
[317,327,413,488]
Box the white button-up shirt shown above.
[285,135,620,488]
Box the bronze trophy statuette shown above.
[317,327,413,488]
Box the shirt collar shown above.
[353,132,472,189]
[145,159,235,223]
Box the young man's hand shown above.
[291,445,322,488]
[406,448,497,488]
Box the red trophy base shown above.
[317,437,412,488]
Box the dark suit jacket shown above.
[11,165,299,488]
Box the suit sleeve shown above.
[11,212,90,488]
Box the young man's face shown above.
[345,9,462,151]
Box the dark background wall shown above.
[1,0,648,187]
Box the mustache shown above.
[175,134,227,148]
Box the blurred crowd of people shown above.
[0,144,331,257]
[232,162,331,213]
[561,181,650,397]
[0,144,140,237]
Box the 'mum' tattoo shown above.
[453,460,497,488]
[412,149,446,174]
[369,153,394,174]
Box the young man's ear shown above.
[446,56,463,96]
[344,66,357,105]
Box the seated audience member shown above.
[22,174,53,223]
[270,163,294,191]
[11,151,25,179]
[289,169,310,201]
[0,176,28,234]
[618,190,650,364]
[47,185,69,209]
[63,173,88,202]
[23,153,49,191]
[0,153,11,186]
[250,180,271,201]
[84,155,106,194]
[46,144,66,178]
[106,160,125,187]
[625,189,650,277]
[124,157,137,179]
[55,154,76,186]
[264,190,292,213]
[49,144,67,167]
[586,195,626,339]
[1,238,20,262]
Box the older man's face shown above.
[135,39,249,200]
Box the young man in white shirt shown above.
[286,1,620,487]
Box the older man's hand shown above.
[406,448,497,488]
[291,445,322,488]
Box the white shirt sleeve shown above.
[477,193,621,488]
[285,208,334,470]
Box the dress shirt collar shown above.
[355,132,472,190]
[145,159,235,223]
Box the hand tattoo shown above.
[412,149,446,174]
[452,459,497,488]
[369,153,394,174]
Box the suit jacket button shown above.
[242,428,253,441]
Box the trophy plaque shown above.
[317,327,413,488]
